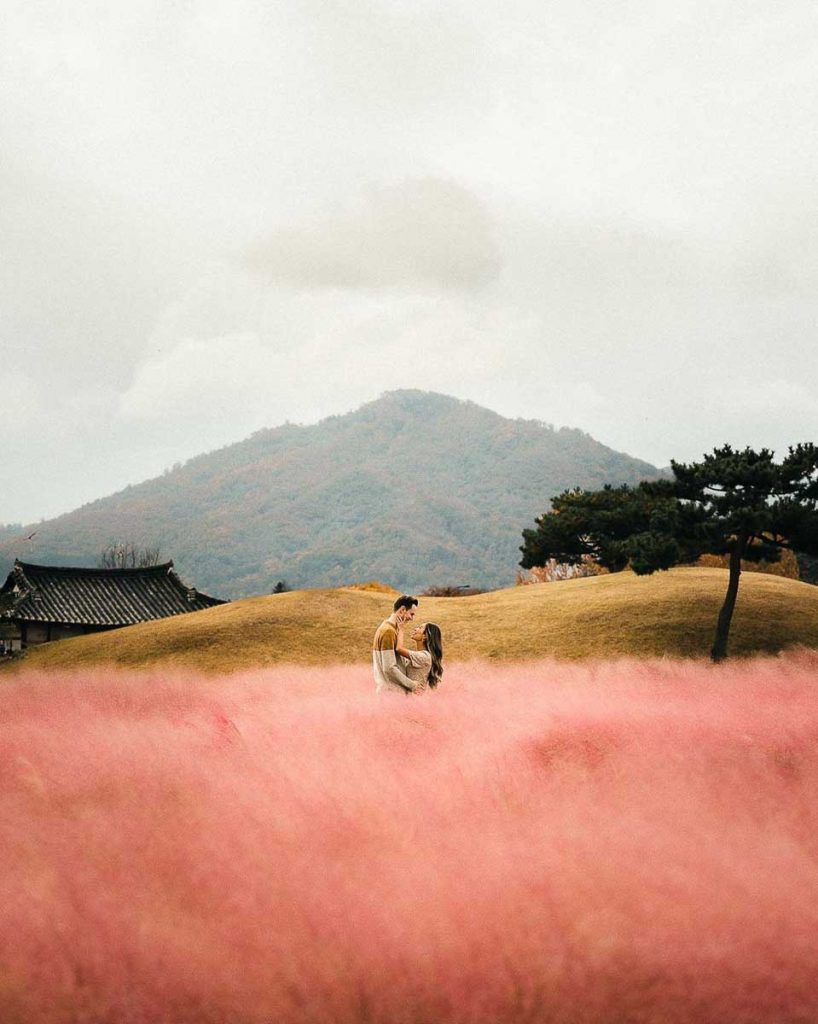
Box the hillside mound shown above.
[341,581,400,594]
[11,567,818,675]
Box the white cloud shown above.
[120,332,282,435]
[244,178,500,291]
[117,273,538,442]
[0,372,48,435]
[707,379,818,451]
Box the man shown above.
[372,594,419,694]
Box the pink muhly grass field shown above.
[2,654,818,1023]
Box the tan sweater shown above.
[372,617,418,694]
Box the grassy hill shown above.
[0,390,661,597]
[12,567,818,675]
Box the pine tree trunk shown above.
[711,535,746,662]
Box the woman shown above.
[396,622,443,693]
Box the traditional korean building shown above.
[0,560,226,649]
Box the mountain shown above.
[0,391,663,597]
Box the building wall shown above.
[24,623,50,646]
[49,624,88,642]
[19,622,115,647]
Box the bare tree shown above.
[98,542,163,569]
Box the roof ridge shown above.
[14,560,175,575]
[2,560,225,627]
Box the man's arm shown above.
[379,648,418,692]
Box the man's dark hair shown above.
[393,594,419,613]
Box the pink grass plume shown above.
[2,652,818,1022]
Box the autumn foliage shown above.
[3,656,818,1022]
[516,554,608,584]
[697,545,801,579]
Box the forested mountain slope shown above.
[0,391,661,597]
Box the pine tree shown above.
[521,445,818,661]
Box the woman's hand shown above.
[395,623,410,659]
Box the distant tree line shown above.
[421,585,485,597]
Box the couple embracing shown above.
[372,595,444,695]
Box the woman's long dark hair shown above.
[424,623,443,689]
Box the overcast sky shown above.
[3,0,818,524]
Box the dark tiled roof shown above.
[0,561,225,627]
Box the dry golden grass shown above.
[8,567,818,675]
[342,581,401,594]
